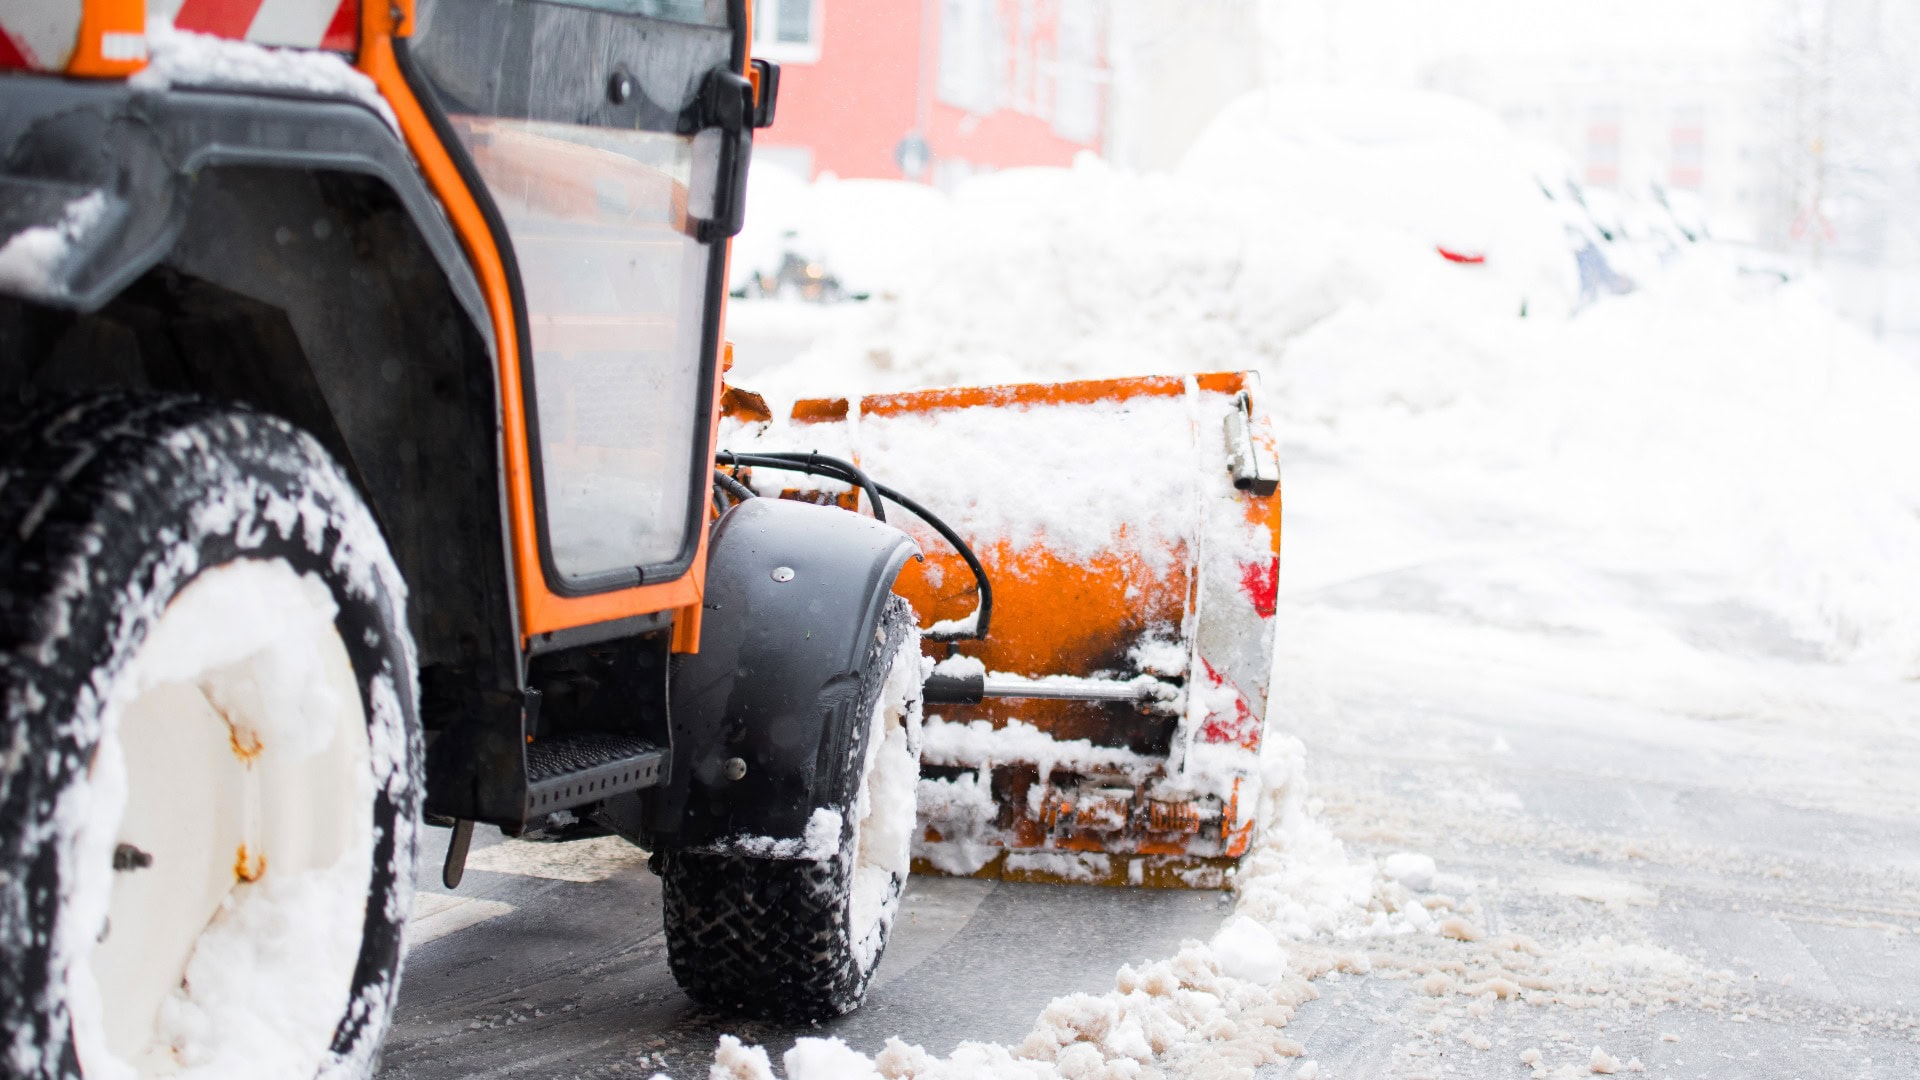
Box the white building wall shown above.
[1248,0,1776,239]
[1104,0,1264,172]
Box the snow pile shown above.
[752,935,1316,1080]
[133,20,399,131]
[859,397,1201,570]
[744,156,1465,406]
[732,173,957,300]
[1183,87,1587,310]
[743,146,1920,680]
[0,191,109,301]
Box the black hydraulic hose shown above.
[711,451,993,641]
[712,468,756,504]
[866,478,993,642]
[717,451,887,523]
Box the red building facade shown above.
[751,0,1108,187]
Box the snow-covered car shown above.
[1181,87,1699,315]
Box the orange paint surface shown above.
[66,0,145,77]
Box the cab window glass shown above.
[450,116,715,585]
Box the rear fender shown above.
[658,498,918,854]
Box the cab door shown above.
[404,0,753,614]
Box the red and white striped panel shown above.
[0,0,356,73]
[0,1,84,69]
[166,0,358,50]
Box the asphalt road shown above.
[378,828,1230,1079]
[1234,450,1920,1080]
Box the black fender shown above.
[0,76,487,335]
[659,498,919,853]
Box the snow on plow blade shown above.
[724,372,1282,889]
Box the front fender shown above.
[0,76,486,336]
[659,497,918,853]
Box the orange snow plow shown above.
[720,371,1283,888]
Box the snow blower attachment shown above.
[719,372,1282,889]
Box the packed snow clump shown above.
[70,562,377,1078]
[715,807,843,861]
[0,191,109,301]
[134,20,399,131]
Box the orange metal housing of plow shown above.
[721,371,1283,889]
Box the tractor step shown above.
[525,733,667,815]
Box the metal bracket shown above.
[442,819,475,889]
[1223,390,1280,496]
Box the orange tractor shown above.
[0,0,1281,1075]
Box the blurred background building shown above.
[750,0,1114,189]
[750,0,1920,356]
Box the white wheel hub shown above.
[66,559,376,1078]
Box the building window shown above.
[1052,0,1102,143]
[1585,103,1622,188]
[1669,105,1705,190]
[753,0,820,63]
[1013,0,1035,115]
[939,0,1006,114]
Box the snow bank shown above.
[744,146,1920,680]
[731,173,957,300]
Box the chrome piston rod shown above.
[924,670,1174,706]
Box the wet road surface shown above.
[379,827,1230,1079]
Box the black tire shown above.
[0,394,423,1078]
[659,595,922,1020]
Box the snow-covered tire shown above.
[0,394,423,1079]
[659,595,923,1020]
